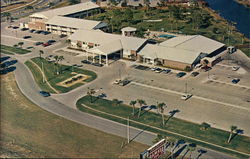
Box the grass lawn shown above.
[87,6,249,56]
[76,95,250,159]
[24,57,97,93]
[1,45,31,54]
[0,73,148,158]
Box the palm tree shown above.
[130,100,137,115]
[18,42,24,48]
[58,56,64,74]
[187,143,196,159]
[157,102,166,126]
[137,99,146,118]
[200,122,211,130]
[53,55,59,75]
[39,50,44,59]
[3,12,11,22]
[227,125,237,143]
[87,87,95,103]
[112,99,120,106]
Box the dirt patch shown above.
[57,73,90,87]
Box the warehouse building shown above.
[138,35,225,70]
[28,1,101,30]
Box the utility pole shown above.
[207,70,210,79]
[127,116,130,144]
[185,82,187,94]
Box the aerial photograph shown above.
[0,0,250,158]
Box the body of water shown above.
[205,0,250,38]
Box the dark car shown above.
[30,29,36,33]
[23,35,32,39]
[81,60,91,64]
[0,56,10,63]
[119,80,131,86]
[0,61,12,68]
[34,42,43,46]
[48,40,56,44]
[154,68,163,73]
[35,30,43,34]
[21,28,29,31]
[12,26,19,29]
[176,72,186,78]
[97,93,107,98]
[39,91,50,97]
[232,78,240,84]
[41,31,50,35]
[191,72,199,77]
[92,63,103,67]
[42,42,51,47]
[162,69,171,74]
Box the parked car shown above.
[232,66,240,71]
[35,30,43,34]
[162,69,171,74]
[176,72,186,78]
[154,68,162,73]
[41,31,50,35]
[21,28,29,31]
[60,34,67,38]
[113,79,121,85]
[0,56,10,63]
[232,78,240,84]
[181,93,192,100]
[42,42,51,47]
[29,29,36,33]
[26,46,34,49]
[23,35,32,39]
[34,42,43,46]
[91,63,103,67]
[81,60,91,64]
[97,93,107,98]
[12,26,19,29]
[119,80,131,86]
[47,40,56,44]
[195,64,202,69]
[39,91,50,97]
[191,72,199,77]
[151,67,157,71]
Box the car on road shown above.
[181,93,192,100]
[39,91,51,97]
[21,28,29,31]
[231,78,240,84]
[23,36,32,39]
[42,42,51,47]
[191,72,199,77]
[176,72,186,78]
[232,66,240,71]
[162,69,171,74]
[81,60,91,64]
[34,42,43,46]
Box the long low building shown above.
[45,16,107,35]
[28,1,101,30]
[68,29,148,65]
[138,35,225,70]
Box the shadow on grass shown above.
[231,129,244,143]
[165,109,180,125]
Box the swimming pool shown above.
[158,34,176,38]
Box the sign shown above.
[147,139,166,159]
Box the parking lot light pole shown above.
[42,62,45,83]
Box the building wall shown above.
[28,21,46,30]
[162,59,191,70]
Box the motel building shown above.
[28,1,102,31]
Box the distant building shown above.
[28,1,101,30]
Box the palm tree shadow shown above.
[196,149,207,159]
[231,129,244,142]
[128,126,150,143]
[171,144,187,159]
[165,109,180,125]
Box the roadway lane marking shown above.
[131,81,250,112]
[1,34,38,43]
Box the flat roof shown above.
[46,16,103,30]
[89,40,123,55]
[68,29,147,51]
[160,35,225,54]
[139,44,202,64]
[30,1,99,20]
[121,27,137,32]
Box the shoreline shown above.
[234,0,250,8]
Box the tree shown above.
[112,99,120,106]
[3,12,11,22]
[157,102,166,126]
[58,56,64,74]
[137,99,146,118]
[227,125,237,143]
[87,87,95,103]
[39,50,44,59]
[124,8,133,22]
[69,0,80,5]
[53,55,59,74]
[18,42,24,48]
[200,122,211,130]
[25,5,34,10]
[130,100,137,115]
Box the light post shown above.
[127,116,130,144]
[42,61,45,83]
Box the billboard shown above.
[140,139,166,159]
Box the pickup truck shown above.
[181,93,192,100]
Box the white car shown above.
[181,94,193,100]
[113,79,121,85]
[232,66,240,71]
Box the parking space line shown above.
[131,81,250,112]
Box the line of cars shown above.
[34,40,56,47]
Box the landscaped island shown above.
[76,95,250,159]
[25,57,97,93]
